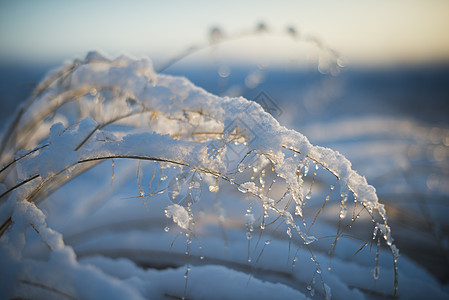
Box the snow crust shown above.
[165,204,189,230]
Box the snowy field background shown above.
[1,2,449,299]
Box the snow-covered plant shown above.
[0,52,399,299]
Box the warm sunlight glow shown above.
[1,0,449,65]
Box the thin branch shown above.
[0,144,49,176]
[20,280,77,300]
[0,174,40,199]
[75,124,101,151]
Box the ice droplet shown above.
[246,213,255,226]
[373,266,380,280]
[304,235,317,245]
[304,160,310,176]
[286,227,292,238]
[200,256,204,260]
[164,226,170,232]
[295,205,303,217]
[238,186,248,193]
[265,240,271,245]
[189,181,201,202]
[209,185,219,192]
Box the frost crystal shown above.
[238,182,260,194]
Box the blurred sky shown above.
[1,0,449,66]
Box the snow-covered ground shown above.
[0,50,448,299]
